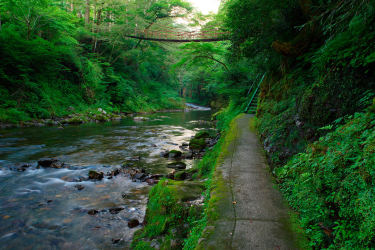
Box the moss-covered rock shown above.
[168,150,182,158]
[132,179,204,249]
[189,138,207,151]
[195,131,210,139]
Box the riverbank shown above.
[132,109,309,249]
[0,110,214,248]
[0,103,212,129]
[131,106,238,249]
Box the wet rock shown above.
[133,173,147,181]
[75,184,85,191]
[182,142,189,147]
[37,158,59,168]
[51,161,65,169]
[174,171,188,181]
[183,151,193,159]
[162,150,182,159]
[146,178,159,185]
[128,219,140,228]
[112,238,121,244]
[195,131,211,139]
[167,162,187,170]
[88,170,104,180]
[109,207,124,214]
[72,176,88,182]
[107,168,121,177]
[11,163,32,172]
[160,151,170,157]
[167,172,175,180]
[150,174,164,179]
[88,209,99,215]
[189,138,207,151]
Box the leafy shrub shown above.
[276,111,375,248]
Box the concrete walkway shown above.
[198,114,301,250]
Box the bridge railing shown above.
[132,29,230,41]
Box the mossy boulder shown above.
[189,138,207,151]
[189,130,216,151]
[195,131,210,139]
[168,150,182,158]
[132,180,204,249]
[174,171,188,180]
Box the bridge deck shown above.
[125,35,229,43]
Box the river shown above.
[0,109,212,249]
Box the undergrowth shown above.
[131,105,242,250]
[275,106,375,248]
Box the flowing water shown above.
[0,110,212,249]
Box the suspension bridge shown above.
[125,28,230,42]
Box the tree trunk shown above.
[85,0,90,24]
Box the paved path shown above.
[198,114,302,249]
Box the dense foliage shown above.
[277,108,375,248]
[219,0,375,248]
[0,0,191,122]
[2,0,375,248]
[175,0,375,248]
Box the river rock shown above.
[174,171,188,181]
[128,219,140,228]
[195,131,210,139]
[109,207,124,214]
[132,173,147,181]
[75,184,85,191]
[11,163,32,172]
[88,170,104,180]
[134,117,149,121]
[88,209,99,215]
[146,178,159,185]
[189,138,206,151]
[112,238,121,244]
[37,158,59,167]
[107,168,121,177]
[183,151,193,159]
[167,162,187,170]
[162,150,182,159]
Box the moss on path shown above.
[197,114,308,249]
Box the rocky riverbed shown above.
[0,110,214,249]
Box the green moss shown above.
[189,138,206,151]
[132,179,204,249]
[194,131,210,139]
[185,114,242,250]
[276,111,375,248]
[169,150,182,158]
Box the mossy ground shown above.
[131,106,243,250]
